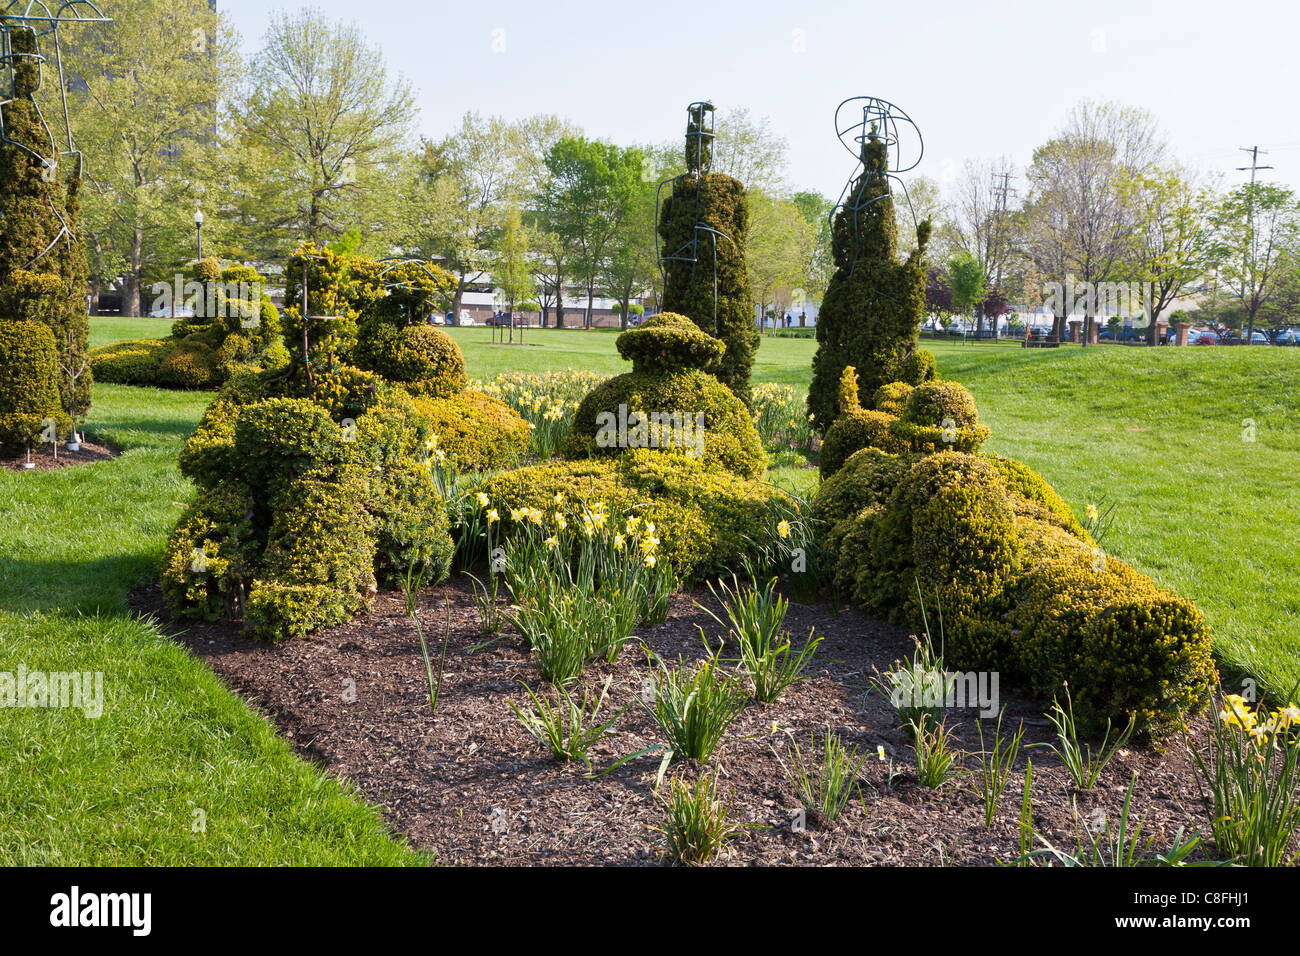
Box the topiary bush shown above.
[0,320,69,447]
[88,338,174,385]
[563,316,766,478]
[871,381,914,416]
[563,367,767,479]
[900,349,937,386]
[246,472,377,641]
[479,450,791,581]
[812,438,1216,738]
[658,109,759,406]
[156,342,217,389]
[354,321,467,398]
[819,408,907,477]
[410,390,530,470]
[616,312,725,373]
[807,127,930,436]
[888,380,990,453]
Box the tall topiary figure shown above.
[808,125,930,436]
[658,103,759,406]
[0,22,92,426]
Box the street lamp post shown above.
[195,208,204,260]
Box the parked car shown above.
[1272,328,1300,346]
[1190,329,1219,345]
[444,310,475,326]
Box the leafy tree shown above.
[233,7,415,258]
[748,191,814,332]
[538,137,643,329]
[1209,182,1300,341]
[490,204,534,342]
[63,0,233,316]
[791,190,834,318]
[599,176,658,330]
[1120,167,1212,344]
[947,252,987,327]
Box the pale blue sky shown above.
[218,0,1300,199]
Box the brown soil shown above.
[1,438,118,472]
[131,578,1215,867]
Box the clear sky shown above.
[217,0,1300,199]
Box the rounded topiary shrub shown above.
[246,472,377,642]
[355,321,466,398]
[889,380,990,453]
[819,408,908,478]
[88,338,173,385]
[160,480,259,621]
[156,342,217,388]
[900,349,937,386]
[812,447,911,539]
[479,450,790,580]
[0,320,69,447]
[616,312,725,373]
[871,381,914,417]
[411,390,530,470]
[563,367,767,479]
[854,451,1022,669]
[984,453,1089,539]
[1004,557,1216,738]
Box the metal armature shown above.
[0,2,111,268]
[831,96,924,279]
[655,100,734,335]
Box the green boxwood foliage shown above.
[812,442,1216,737]
[563,367,767,479]
[247,473,377,642]
[354,321,467,398]
[807,129,930,436]
[887,380,990,453]
[0,320,69,447]
[871,381,914,416]
[164,388,459,640]
[0,25,92,422]
[658,122,759,405]
[820,408,907,478]
[616,312,725,373]
[410,390,530,470]
[88,338,174,385]
[479,450,791,581]
[156,342,218,388]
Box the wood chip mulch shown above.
[1,439,118,472]
[130,578,1216,867]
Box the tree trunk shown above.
[586,282,595,329]
[554,270,566,328]
[126,224,144,316]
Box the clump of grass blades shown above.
[975,710,1025,829]
[1015,773,1205,867]
[1035,687,1134,790]
[1186,693,1300,866]
[510,588,621,685]
[641,650,749,763]
[775,730,865,824]
[703,571,788,649]
[403,560,450,715]
[508,675,627,768]
[872,583,948,737]
[911,718,963,789]
[702,574,820,703]
[653,772,745,865]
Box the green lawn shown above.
[0,381,424,864]
[7,320,1293,864]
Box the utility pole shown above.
[990,170,1016,338]
[1237,146,1274,343]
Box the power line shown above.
[1237,145,1274,184]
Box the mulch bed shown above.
[1,438,118,472]
[132,578,1215,866]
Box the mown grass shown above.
[11,320,1292,864]
[0,381,424,865]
